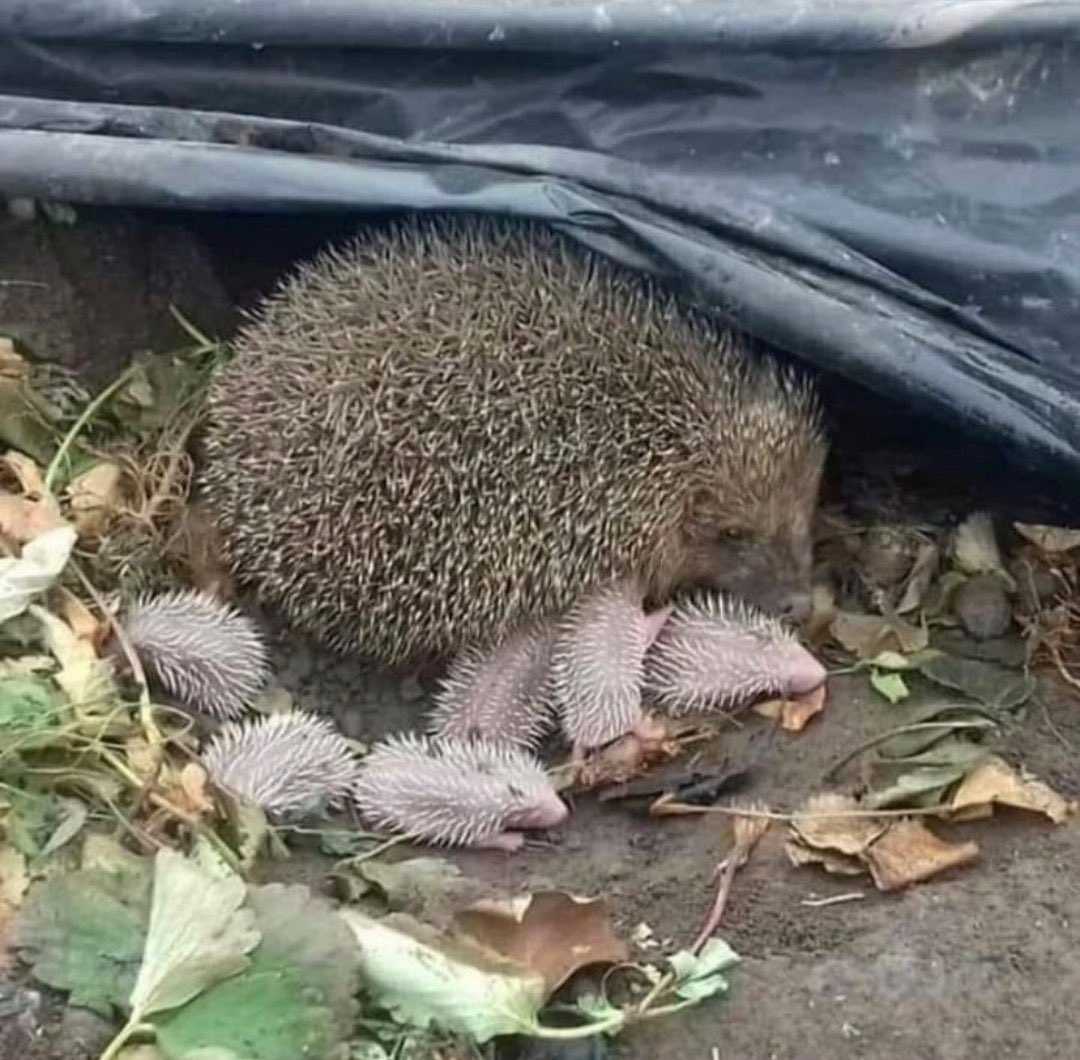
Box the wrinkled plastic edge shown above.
[2,125,1078,482]
[2,0,1080,52]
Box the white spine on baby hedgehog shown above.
[427,622,557,750]
[352,732,568,850]
[120,588,269,719]
[644,592,827,715]
[201,711,361,817]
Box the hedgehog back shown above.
[200,216,769,665]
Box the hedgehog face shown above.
[671,476,822,622]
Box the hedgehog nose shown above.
[786,645,828,696]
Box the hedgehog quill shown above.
[199,213,827,754]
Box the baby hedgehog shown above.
[429,589,826,752]
[201,711,361,818]
[112,589,269,719]
[198,213,827,754]
[352,733,569,850]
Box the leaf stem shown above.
[526,1009,627,1039]
[44,362,140,493]
[97,1017,154,1060]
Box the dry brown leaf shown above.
[176,762,216,817]
[803,582,837,644]
[0,492,66,543]
[67,461,125,539]
[55,586,105,647]
[862,820,979,891]
[830,611,927,659]
[1,452,46,495]
[454,891,628,997]
[570,714,680,790]
[896,543,940,615]
[947,756,1076,824]
[783,838,866,876]
[0,844,30,971]
[790,793,888,855]
[1013,522,1080,555]
[754,682,827,732]
[787,794,978,892]
[125,736,163,783]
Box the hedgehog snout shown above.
[508,787,569,832]
[778,641,828,696]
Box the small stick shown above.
[801,892,865,908]
[689,802,771,954]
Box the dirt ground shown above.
[275,639,1080,1060]
[2,206,1078,1060]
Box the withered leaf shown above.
[454,891,628,997]
[753,682,827,732]
[862,820,979,891]
[947,756,1076,824]
[830,611,928,660]
[1013,522,1080,555]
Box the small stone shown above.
[954,574,1012,641]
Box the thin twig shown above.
[650,797,966,821]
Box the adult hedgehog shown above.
[199,214,827,750]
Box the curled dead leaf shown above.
[454,891,628,998]
[947,756,1076,824]
[830,611,927,660]
[790,794,887,855]
[55,586,105,648]
[786,793,979,892]
[896,543,940,615]
[862,820,979,891]
[753,682,827,732]
[1,452,46,496]
[1013,522,1080,555]
[67,461,125,539]
[0,493,66,544]
[570,714,680,790]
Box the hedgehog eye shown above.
[719,528,749,543]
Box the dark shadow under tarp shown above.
[0,1,1078,481]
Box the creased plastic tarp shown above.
[0,1,1078,480]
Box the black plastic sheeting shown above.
[0,1,1079,481]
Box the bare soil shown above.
[2,206,1078,1060]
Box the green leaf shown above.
[667,938,740,1002]
[153,882,360,1060]
[867,740,993,810]
[35,796,88,859]
[3,788,63,858]
[9,838,153,1015]
[357,857,468,913]
[865,651,914,671]
[340,909,546,1044]
[319,829,379,858]
[0,675,63,731]
[869,669,909,704]
[914,653,1033,710]
[127,849,260,1022]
